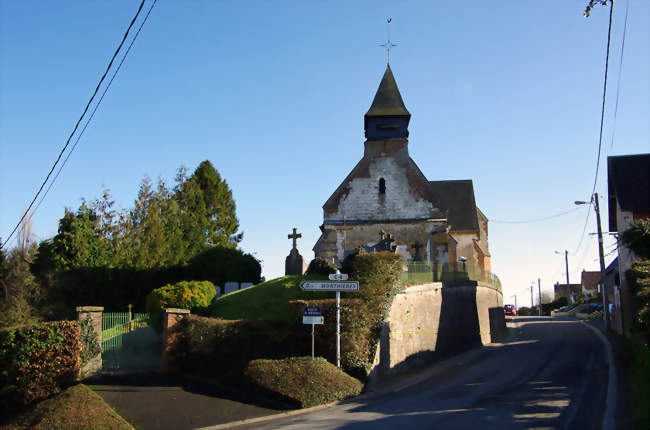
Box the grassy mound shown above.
[245,357,363,408]
[209,275,332,321]
[1,384,131,430]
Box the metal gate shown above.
[102,312,161,372]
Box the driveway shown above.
[88,373,287,430]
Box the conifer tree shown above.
[188,160,242,248]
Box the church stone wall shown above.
[317,221,448,265]
[367,281,505,388]
[325,156,436,222]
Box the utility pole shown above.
[594,193,609,331]
[538,278,542,316]
[564,250,570,286]
[530,285,534,309]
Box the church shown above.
[313,64,491,273]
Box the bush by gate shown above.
[0,321,80,412]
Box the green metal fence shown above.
[102,312,156,371]
[401,262,502,291]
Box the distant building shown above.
[608,153,650,333]
[553,282,581,302]
[581,270,600,297]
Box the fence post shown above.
[76,306,104,380]
[161,308,190,373]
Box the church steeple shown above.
[364,64,411,140]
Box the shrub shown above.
[146,280,216,332]
[0,321,80,412]
[245,357,363,408]
[628,259,650,343]
[288,299,372,377]
[172,315,301,374]
[305,257,337,276]
[621,220,650,259]
[343,252,404,370]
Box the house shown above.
[581,270,600,298]
[607,153,650,333]
[313,64,490,273]
[553,282,581,302]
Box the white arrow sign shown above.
[300,280,359,291]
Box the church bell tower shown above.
[364,64,411,140]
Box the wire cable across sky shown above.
[1,0,151,249]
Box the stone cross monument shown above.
[285,227,304,275]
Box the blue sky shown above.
[1,1,648,305]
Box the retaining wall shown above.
[368,280,505,384]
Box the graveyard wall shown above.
[367,280,505,386]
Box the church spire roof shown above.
[365,64,410,119]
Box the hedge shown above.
[146,280,216,332]
[171,315,303,374]
[0,321,80,412]
[245,357,363,408]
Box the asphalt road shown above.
[232,316,609,430]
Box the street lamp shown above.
[554,250,570,286]
[575,193,609,331]
[511,294,517,311]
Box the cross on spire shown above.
[288,227,302,249]
[379,17,397,65]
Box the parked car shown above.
[504,304,517,316]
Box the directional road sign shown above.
[303,306,322,316]
[303,316,324,325]
[300,280,359,292]
[328,273,348,280]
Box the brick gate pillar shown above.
[76,306,104,379]
[162,308,190,373]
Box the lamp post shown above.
[511,294,517,311]
[575,193,609,331]
[554,250,570,286]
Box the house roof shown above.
[365,64,411,119]
[429,180,479,232]
[581,270,601,291]
[608,154,650,231]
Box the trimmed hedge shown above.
[146,280,216,332]
[0,321,80,412]
[245,357,363,408]
[172,315,303,374]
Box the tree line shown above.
[0,160,261,327]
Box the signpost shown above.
[300,278,359,367]
[302,306,323,359]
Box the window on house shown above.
[379,178,386,194]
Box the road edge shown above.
[195,319,522,430]
[581,321,616,430]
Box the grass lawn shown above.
[209,275,335,321]
[0,384,132,430]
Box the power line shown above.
[1,0,148,249]
[31,0,158,221]
[609,0,629,151]
[572,1,616,258]
[490,206,581,224]
[589,0,614,198]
